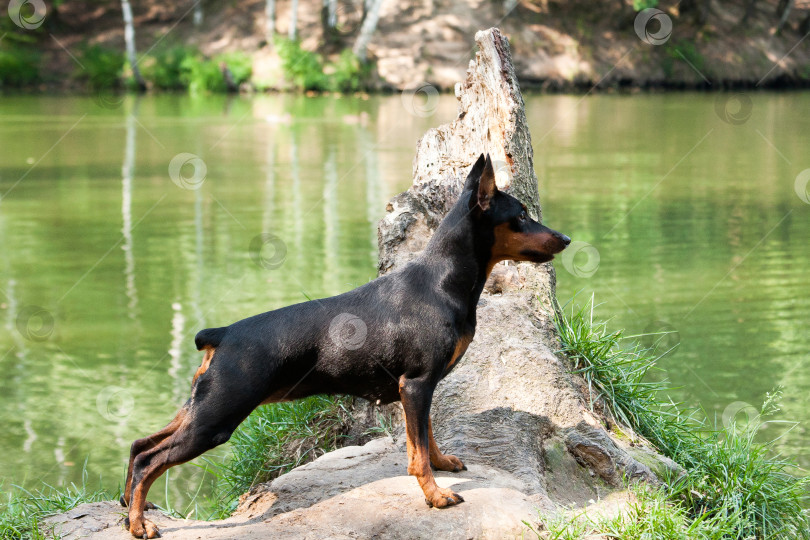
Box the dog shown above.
[121,154,570,538]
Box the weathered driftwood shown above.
[373,26,675,506]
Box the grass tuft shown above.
[208,395,351,518]
[543,295,810,539]
[0,464,111,540]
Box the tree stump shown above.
[373,27,675,506]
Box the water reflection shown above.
[0,93,808,513]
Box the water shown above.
[0,92,808,512]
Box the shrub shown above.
[215,51,253,87]
[143,46,198,90]
[275,38,328,91]
[0,45,40,87]
[328,49,371,93]
[180,53,226,93]
[77,44,125,90]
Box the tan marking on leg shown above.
[428,417,465,472]
[192,346,215,385]
[399,378,463,508]
[123,408,187,507]
[444,334,473,373]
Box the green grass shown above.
[531,483,735,539]
[207,395,352,518]
[0,464,111,540]
[542,295,810,539]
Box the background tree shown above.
[353,0,384,61]
[121,0,146,90]
[266,0,276,42]
[289,0,299,40]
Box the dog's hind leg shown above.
[428,417,465,472]
[120,404,188,508]
[125,401,251,539]
[399,376,464,508]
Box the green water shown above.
[0,93,808,512]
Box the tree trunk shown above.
[193,0,203,27]
[372,26,669,509]
[353,0,384,61]
[265,0,276,42]
[322,0,338,43]
[739,0,757,25]
[288,0,299,40]
[120,0,146,91]
[775,0,794,34]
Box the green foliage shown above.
[329,49,371,93]
[143,46,197,90]
[143,48,251,93]
[0,465,110,540]
[208,396,350,517]
[216,51,253,86]
[533,483,734,539]
[275,38,329,92]
[179,52,227,93]
[632,0,659,10]
[549,296,810,539]
[0,45,41,87]
[77,44,125,90]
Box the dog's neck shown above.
[419,194,494,325]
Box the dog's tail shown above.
[195,327,227,351]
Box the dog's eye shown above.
[518,211,527,222]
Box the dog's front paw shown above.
[432,453,466,472]
[129,518,161,539]
[425,487,464,508]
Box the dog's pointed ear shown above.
[475,154,497,212]
[463,154,487,192]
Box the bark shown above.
[193,0,203,27]
[288,0,299,40]
[265,0,276,41]
[775,0,794,35]
[352,0,384,61]
[120,0,146,91]
[373,27,673,500]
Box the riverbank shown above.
[3,0,810,94]
[4,298,807,539]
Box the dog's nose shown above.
[559,234,571,246]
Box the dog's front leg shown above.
[399,376,464,508]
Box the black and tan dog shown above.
[121,154,570,538]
